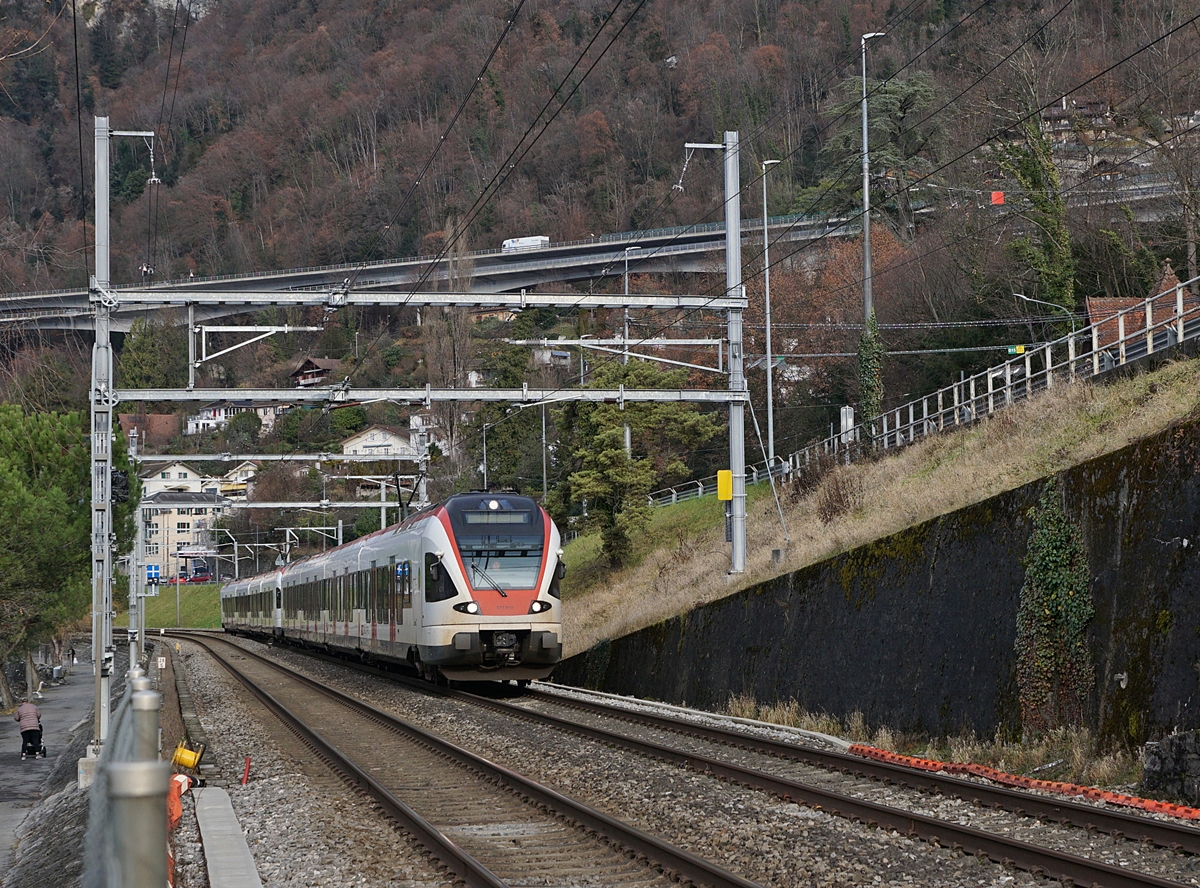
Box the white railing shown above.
[650,274,1200,506]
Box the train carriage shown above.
[220,493,563,682]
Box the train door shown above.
[273,572,283,637]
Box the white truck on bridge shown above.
[501,236,551,253]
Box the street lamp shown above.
[761,159,781,468]
[623,246,641,365]
[1014,292,1076,336]
[861,31,886,328]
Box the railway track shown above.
[185,633,762,888]
[186,633,1200,888]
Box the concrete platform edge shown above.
[192,787,263,888]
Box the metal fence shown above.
[650,274,1200,506]
[81,667,169,888]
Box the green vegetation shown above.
[1015,478,1094,736]
[858,312,885,428]
[551,361,724,568]
[0,407,138,706]
[142,583,223,629]
[562,484,770,600]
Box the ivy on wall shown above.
[858,311,885,430]
[1015,478,1094,736]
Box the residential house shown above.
[219,461,259,500]
[139,463,222,497]
[533,348,572,368]
[291,358,340,387]
[1086,260,1197,349]
[185,401,291,435]
[341,426,426,460]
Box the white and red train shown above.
[220,493,564,682]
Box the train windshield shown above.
[445,495,545,591]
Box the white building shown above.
[341,426,426,460]
[219,461,259,500]
[185,401,290,436]
[139,462,221,497]
[141,490,232,579]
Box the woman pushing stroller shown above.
[14,699,46,759]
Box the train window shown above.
[425,553,456,602]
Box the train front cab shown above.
[417,494,563,681]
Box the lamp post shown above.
[1014,292,1076,336]
[623,246,641,365]
[861,31,885,327]
[761,159,781,467]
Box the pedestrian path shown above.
[0,667,95,879]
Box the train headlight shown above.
[528,600,552,614]
[453,601,481,615]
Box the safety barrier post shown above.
[969,377,976,421]
[131,690,161,761]
[1118,313,1126,364]
[1044,344,1053,388]
[881,413,888,448]
[109,761,171,888]
[1067,334,1076,382]
[908,403,915,442]
[1004,362,1012,406]
[1092,324,1100,376]
[986,371,994,414]
[1146,301,1154,355]
[894,409,901,445]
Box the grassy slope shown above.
[142,583,222,629]
[560,357,1200,657]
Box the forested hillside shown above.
[2,0,1200,493]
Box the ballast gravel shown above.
[203,637,1056,888]
[172,642,448,888]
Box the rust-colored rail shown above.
[526,687,1200,855]
[182,633,763,888]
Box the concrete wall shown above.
[556,417,1200,743]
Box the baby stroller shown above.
[20,726,46,760]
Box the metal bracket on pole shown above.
[196,324,324,367]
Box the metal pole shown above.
[380,478,387,530]
[623,250,630,365]
[91,116,115,751]
[725,130,747,574]
[541,404,547,500]
[482,424,488,490]
[129,503,143,665]
[761,159,780,467]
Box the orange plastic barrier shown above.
[166,774,194,888]
[848,743,1200,820]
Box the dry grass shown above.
[562,358,1200,657]
[723,694,1141,787]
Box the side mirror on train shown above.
[556,562,566,580]
[428,563,440,581]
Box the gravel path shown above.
[209,636,1061,888]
